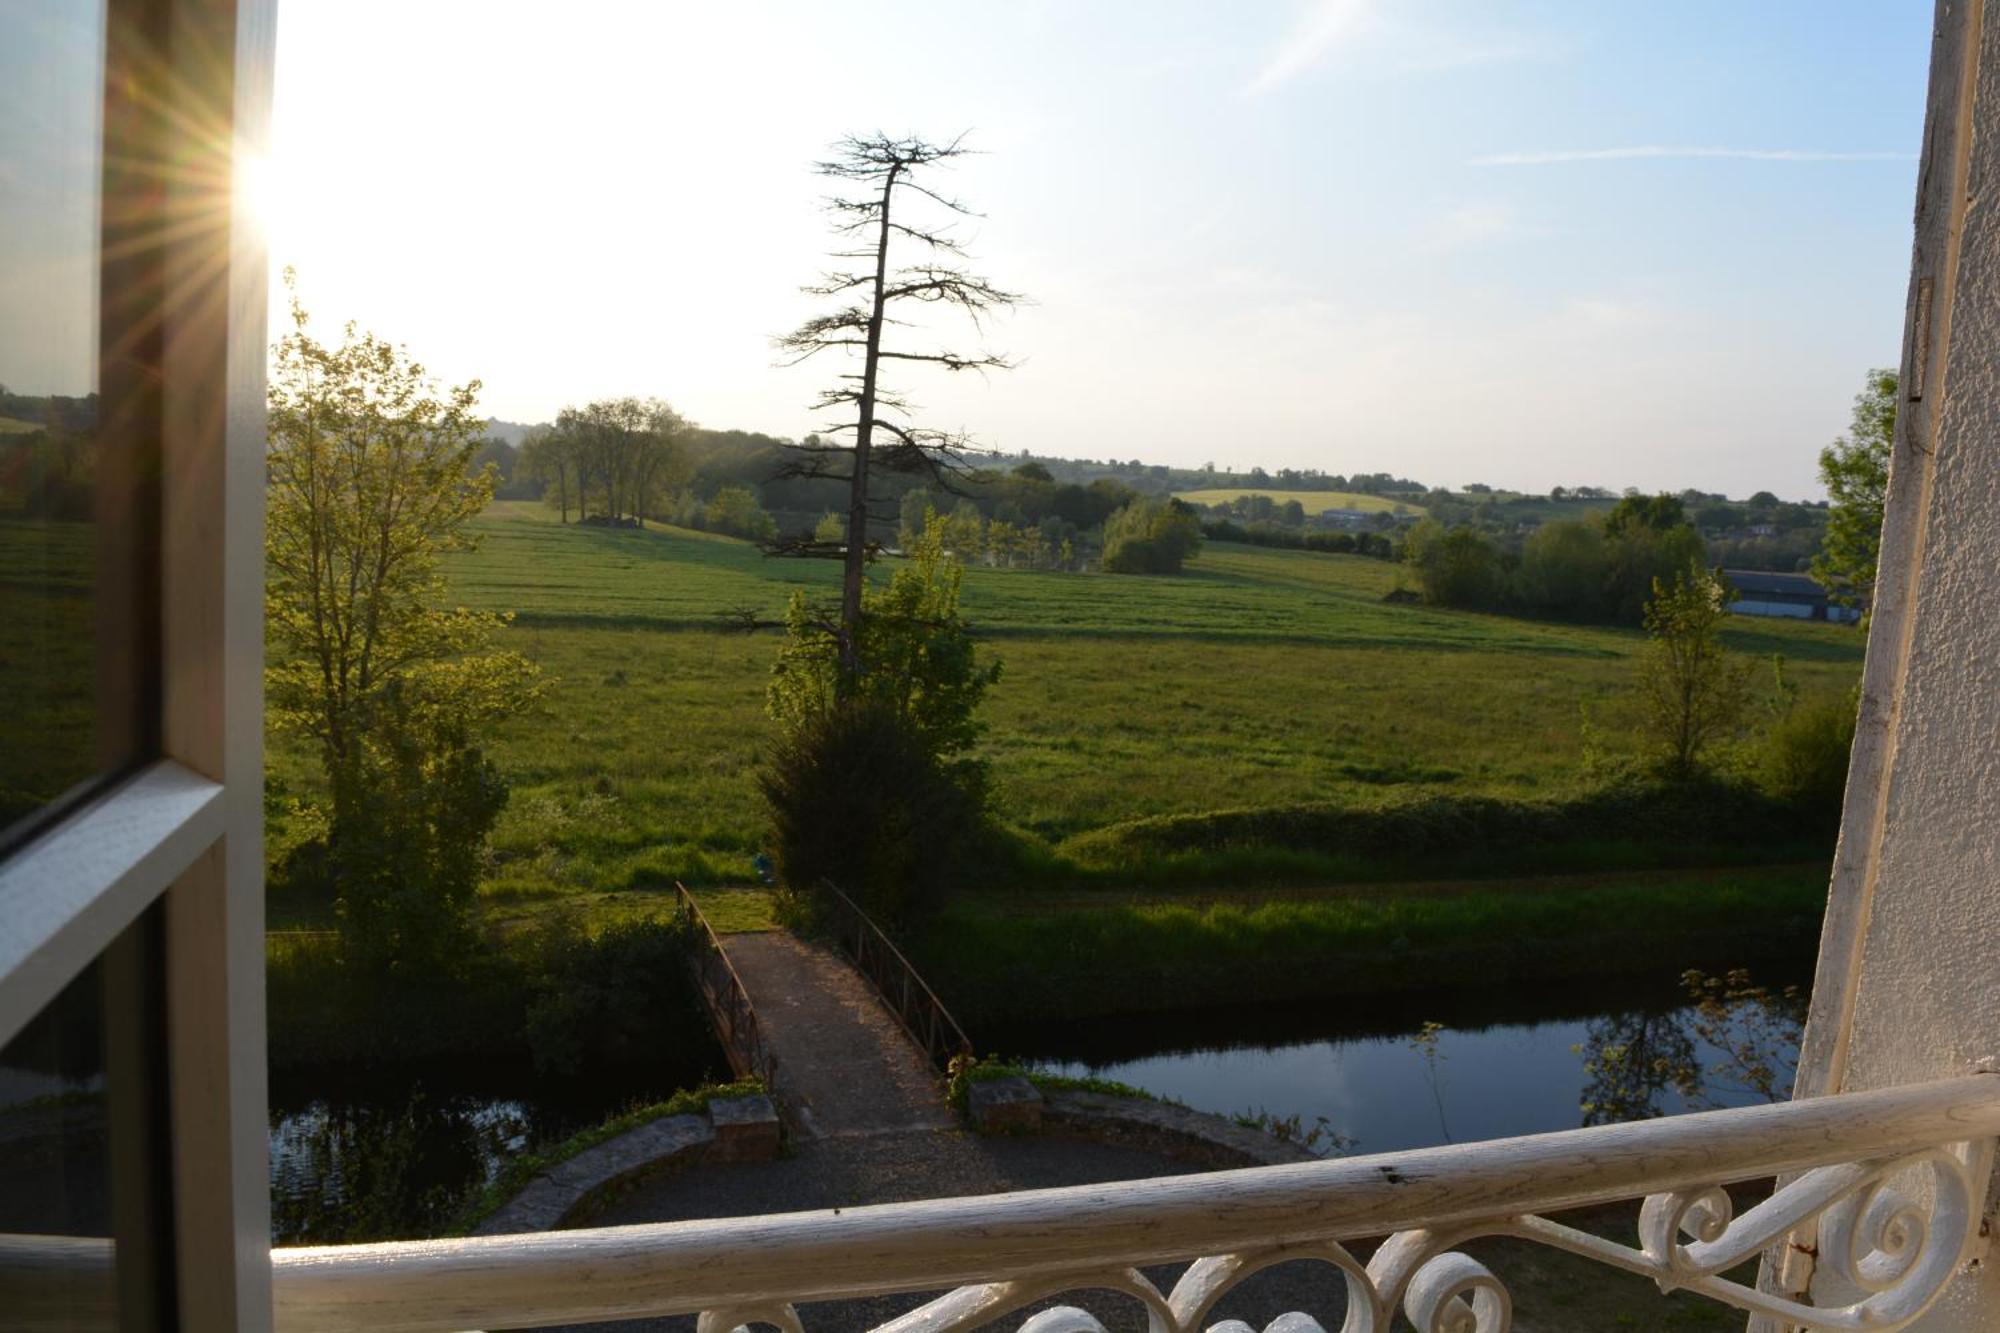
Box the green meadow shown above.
[1172,487,1423,515]
[267,501,1864,934]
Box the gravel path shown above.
[724,932,949,1137]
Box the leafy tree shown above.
[813,511,847,544]
[1401,519,1501,608]
[769,521,1000,761]
[1515,519,1608,619]
[776,134,1022,678]
[703,484,778,540]
[1011,460,1052,482]
[1102,497,1203,574]
[1636,568,1752,779]
[1812,368,1897,612]
[265,278,544,972]
[1604,492,1688,536]
[763,522,1000,917]
[1602,521,1707,625]
[540,396,687,525]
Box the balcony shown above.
[246,1074,2000,1333]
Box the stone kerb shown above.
[966,1077,1317,1168]
[473,1093,782,1236]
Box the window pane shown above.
[0,0,149,856]
[0,906,173,1332]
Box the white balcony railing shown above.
[256,1074,2000,1333]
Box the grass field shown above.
[264,501,1865,932]
[1172,487,1425,515]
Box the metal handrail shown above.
[673,882,780,1093]
[820,881,973,1069]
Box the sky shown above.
[257,1,1935,499]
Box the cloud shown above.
[1245,0,1374,95]
[1470,146,1915,167]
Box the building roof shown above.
[1724,569,1828,599]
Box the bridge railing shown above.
[820,881,973,1069]
[674,882,781,1092]
[263,1073,2000,1333]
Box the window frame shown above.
[0,0,276,1328]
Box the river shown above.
[989,963,1809,1155]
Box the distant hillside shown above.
[483,418,542,447]
[1175,487,1422,516]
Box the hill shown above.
[1174,487,1424,516]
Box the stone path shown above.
[723,931,951,1138]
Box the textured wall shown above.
[1790,2,2000,1327]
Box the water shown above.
[268,1051,724,1243]
[995,966,1808,1156]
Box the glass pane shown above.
[0,906,172,1332]
[0,0,135,854]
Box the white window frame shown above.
[0,0,276,1327]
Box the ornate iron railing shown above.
[820,881,973,1069]
[266,1073,2000,1333]
[674,882,781,1092]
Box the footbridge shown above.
[673,883,972,1138]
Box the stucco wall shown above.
[1787,2,2000,1328]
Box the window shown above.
[0,0,274,1328]
[0,0,158,858]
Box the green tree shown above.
[769,520,1000,761]
[1102,497,1203,574]
[1812,368,1897,612]
[1604,492,1688,536]
[763,521,1000,917]
[1636,568,1752,780]
[1401,519,1501,608]
[265,277,544,972]
[702,484,777,540]
[1515,519,1608,619]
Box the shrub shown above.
[1515,520,1609,620]
[520,915,707,1075]
[1401,519,1502,608]
[759,698,987,923]
[1758,690,1859,813]
[1637,569,1752,780]
[327,683,509,977]
[1102,497,1203,574]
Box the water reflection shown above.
[999,965,1809,1155]
[268,1051,725,1242]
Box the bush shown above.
[1515,520,1609,620]
[327,683,509,978]
[520,915,707,1075]
[1102,497,1203,574]
[1758,690,1859,813]
[759,699,988,923]
[1056,777,1831,883]
[1401,519,1502,608]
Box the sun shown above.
[236,147,301,252]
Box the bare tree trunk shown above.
[840,165,901,680]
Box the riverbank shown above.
[911,862,1826,1028]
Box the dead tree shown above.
[775,133,1021,676]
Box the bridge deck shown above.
[721,931,951,1138]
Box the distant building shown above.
[1723,569,1862,623]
